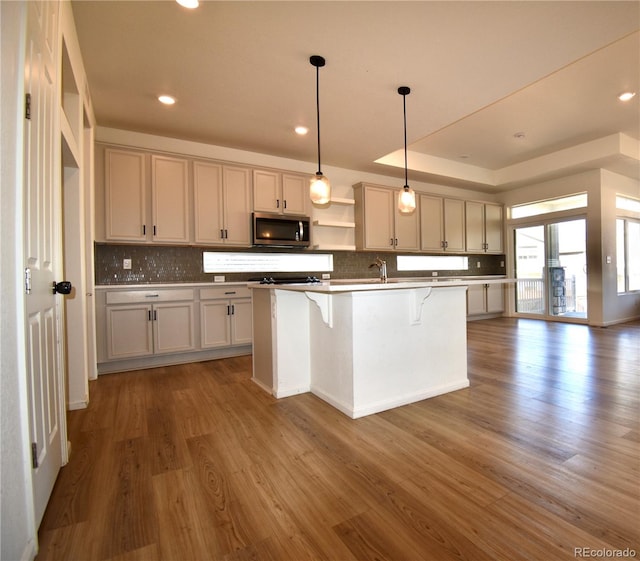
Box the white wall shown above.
[1,3,38,561]
[498,169,640,326]
[599,170,640,324]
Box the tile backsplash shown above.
[95,244,506,285]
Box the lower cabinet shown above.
[200,286,252,348]
[467,283,505,318]
[96,284,252,373]
[105,289,195,359]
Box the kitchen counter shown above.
[249,276,509,292]
[250,278,492,418]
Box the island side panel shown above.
[272,289,312,397]
[350,286,469,418]
[251,288,275,393]
[308,292,356,417]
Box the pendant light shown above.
[397,86,416,214]
[309,55,331,205]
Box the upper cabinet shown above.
[465,201,504,253]
[193,162,251,247]
[151,155,190,243]
[353,183,420,252]
[104,149,190,244]
[253,169,308,215]
[419,195,465,252]
[104,148,147,242]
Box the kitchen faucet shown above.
[369,257,387,283]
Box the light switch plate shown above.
[123,258,132,270]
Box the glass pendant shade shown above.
[310,173,331,205]
[398,185,416,213]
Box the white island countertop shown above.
[249,276,512,293]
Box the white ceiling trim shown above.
[376,133,640,191]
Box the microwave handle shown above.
[297,220,303,241]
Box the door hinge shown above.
[31,442,38,469]
[25,93,31,120]
[24,268,32,295]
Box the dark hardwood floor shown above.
[36,318,640,561]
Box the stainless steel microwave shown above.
[252,212,311,247]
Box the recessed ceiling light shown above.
[618,91,636,102]
[295,126,309,135]
[176,0,199,8]
[158,95,176,105]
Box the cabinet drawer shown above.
[106,288,195,304]
[200,286,250,300]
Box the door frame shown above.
[507,212,589,324]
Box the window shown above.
[616,195,640,213]
[396,255,469,272]
[511,194,587,219]
[617,218,640,293]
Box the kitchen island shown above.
[250,278,509,418]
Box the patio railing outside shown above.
[516,276,577,315]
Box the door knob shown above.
[52,281,72,295]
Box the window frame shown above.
[616,216,640,294]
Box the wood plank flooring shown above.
[36,318,640,561]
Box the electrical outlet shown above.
[123,258,132,270]
[432,271,438,277]
[477,261,481,268]
[214,275,225,283]
[322,273,330,279]
[500,261,505,267]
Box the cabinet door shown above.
[486,283,504,313]
[105,149,147,241]
[106,304,153,359]
[466,284,486,316]
[484,203,504,253]
[394,192,420,251]
[420,194,444,251]
[253,169,281,212]
[465,201,485,253]
[200,301,231,348]
[231,298,253,345]
[362,185,395,250]
[154,302,195,354]
[193,161,224,244]
[443,198,466,252]
[282,174,308,215]
[223,166,252,246]
[151,155,190,243]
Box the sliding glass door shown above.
[514,219,587,320]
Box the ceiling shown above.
[71,1,640,194]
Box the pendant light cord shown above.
[316,63,322,175]
[403,91,408,188]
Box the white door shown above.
[24,0,66,526]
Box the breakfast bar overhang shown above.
[250,279,509,419]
